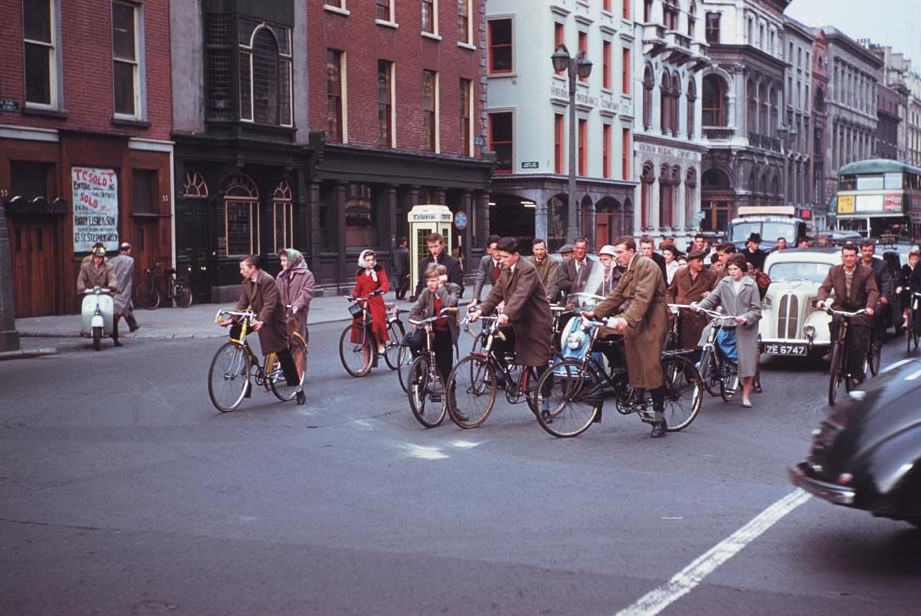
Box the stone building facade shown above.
[782,16,816,222]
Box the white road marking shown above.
[881,358,914,374]
[451,440,483,449]
[904,369,921,381]
[615,489,811,616]
[401,444,449,460]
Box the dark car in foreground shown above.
[790,358,921,528]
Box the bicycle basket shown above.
[347,303,364,318]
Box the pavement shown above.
[2,291,407,360]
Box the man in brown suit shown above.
[586,237,671,438]
[548,237,594,303]
[667,250,717,355]
[817,243,879,387]
[527,238,559,298]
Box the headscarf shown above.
[358,249,378,282]
[284,248,306,271]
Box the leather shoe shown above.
[741,399,752,408]
[295,389,306,405]
[113,340,123,347]
[650,420,667,438]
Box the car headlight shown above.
[803,325,816,338]
[566,330,586,350]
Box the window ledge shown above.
[323,4,350,16]
[457,41,476,50]
[421,31,442,41]
[22,105,69,119]
[488,71,516,79]
[375,19,398,29]
[111,116,150,129]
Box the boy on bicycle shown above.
[408,264,461,389]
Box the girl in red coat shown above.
[352,249,390,352]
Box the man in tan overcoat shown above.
[587,237,671,438]
[667,250,717,353]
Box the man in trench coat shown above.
[587,237,671,438]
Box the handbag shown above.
[286,315,297,336]
[755,270,771,289]
[347,302,363,318]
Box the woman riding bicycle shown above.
[408,264,460,391]
[276,248,315,342]
[692,253,762,408]
[351,249,391,354]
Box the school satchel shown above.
[754,270,771,289]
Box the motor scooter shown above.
[80,287,115,350]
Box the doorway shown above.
[9,216,58,317]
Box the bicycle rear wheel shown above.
[719,360,739,402]
[408,356,446,428]
[396,344,412,392]
[384,320,405,370]
[661,356,703,431]
[867,336,881,376]
[913,314,920,353]
[339,324,373,377]
[208,342,251,412]
[697,348,721,397]
[447,355,496,429]
[907,312,916,354]
[534,359,601,438]
[269,334,308,401]
[173,277,193,308]
[136,278,160,310]
[827,340,843,406]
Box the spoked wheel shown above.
[867,337,882,376]
[339,324,373,377]
[269,334,308,401]
[661,356,703,431]
[396,344,412,392]
[719,361,739,402]
[173,278,193,308]
[534,359,601,438]
[408,356,447,428]
[447,355,497,429]
[136,281,160,310]
[92,326,102,351]
[827,341,843,406]
[384,320,405,370]
[913,319,921,354]
[697,349,721,397]
[907,314,916,354]
[208,342,252,412]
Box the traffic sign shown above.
[454,211,468,231]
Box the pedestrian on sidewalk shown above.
[108,242,140,342]
[393,237,410,300]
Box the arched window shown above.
[747,79,757,134]
[272,180,293,252]
[685,168,698,229]
[643,65,654,129]
[221,173,260,256]
[768,85,777,135]
[660,72,671,134]
[182,171,209,199]
[671,73,681,136]
[702,74,726,127]
[759,82,769,135]
[688,1,697,38]
[687,78,697,138]
[641,162,655,230]
[814,88,825,112]
[252,27,280,125]
[238,23,293,127]
[659,163,672,227]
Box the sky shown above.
[786,0,921,69]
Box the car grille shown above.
[777,293,800,339]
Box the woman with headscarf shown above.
[352,249,391,353]
[275,248,315,342]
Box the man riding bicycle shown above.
[817,243,879,388]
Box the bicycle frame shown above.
[462,315,532,400]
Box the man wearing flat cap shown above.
[667,250,717,355]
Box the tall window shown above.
[687,78,696,138]
[602,41,611,90]
[622,48,631,95]
[376,0,393,22]
[222,174,259,257]
[643,66,654,129]
[578,31,588,82]
[422,0,437,35]
[327,49,345,142]
[603,0,612,12]
[702,75,725,126]
[273,181,293,253]
[705,12,720,44]
[488,19,512,74]
[554,113,564,174]
[688,1,697,37]
[622,128,631,180]
[345,183,377,248]
[489,112,513,174]
[459,78,472,156]
[663,0,678,30]
[623,0,630,20]
[423,69,439,151]
[578,119,587,175]
[112,1,140,117]
[23,0,58,106]
[458,0,472,45]
[659,165,673,227]
[660,72,671,134]
[377,60,393,146]
[671,73,681,136]
[236,21,293,126]
[554,22,564,73]
[602,124,611,179]
[644,0,652,23]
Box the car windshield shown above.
[768,261,832,284]
[729,221,797,243]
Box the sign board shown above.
[521,161,539,169]
[72,167,119,252]
[454,211,468,231]
[837,194,855,215]
[0,99,20,112]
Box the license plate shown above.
[763,343,808,356]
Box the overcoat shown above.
[409,282,461,343]
[593,254,669,389]
[352,265,391,344]
[527,255,559,293]
[548,258,595,302]
[77,260,115,292]
[816,263,880,328]
[472,255,501,301]
[667,266,718,350]
[235,269,289,354]
[107,254,135,315]
[480,258,553,366]
[276,263,316,338]
[696,276,763,378]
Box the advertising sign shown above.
[72,167,119,252]
[837,194,855,215]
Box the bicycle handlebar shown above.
[410,307,458,326]
[686,305,741,321]
[214,308,256,324]
[823,306,867,319]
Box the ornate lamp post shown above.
[551,44,593,242]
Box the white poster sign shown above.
[72,167,119,252]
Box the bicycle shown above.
[682,305,740,402]
[207,309,308,412]
[533,314,702,438]
[406,307,458,428]
[904,291,921,354]
[338,291,405,377]
[135,261,193,309]
[824,306,868,406]
[445,315,541,429]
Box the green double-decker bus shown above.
[835,158,921,241]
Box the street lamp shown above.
[551,44,592,242]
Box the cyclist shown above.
[220,255,305,405]
[548,237,594,304]
[408,264,461,401]
[276,248,315,343]
[858,240,894,339]
[667,249,717,357]
[816,243,879,388]
[583,237,671,438]
[352,249,391,355]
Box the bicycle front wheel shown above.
[208,342,251,412]
[868,337,881,376]
[384,320,405,370]
[827,341,843,406]
[912,314,920,353]
[534,359,601,438]
[136,279,160,310]
[396,344,412,392]
[718,360,739,402]
[447,355,496,429]
[339,324,373,377]
[173,277,193,308]
[269,334,308,401]
[907,312,916,354]
[661,356,703,431]
[408,356,446,428]
[697,348,720,397]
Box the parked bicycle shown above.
[207,309,308,412]
[135,262,193,309]
[533,315,702,438]
[824,306,868,406]
[406,307,458,428]
[338,291,405,377]
[445,315,541,429]
[681,305,740,401]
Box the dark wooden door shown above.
[595,214,611,250]
[175,198,213,302]
[9,216,57,317]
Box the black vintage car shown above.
[791,358,921,528]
